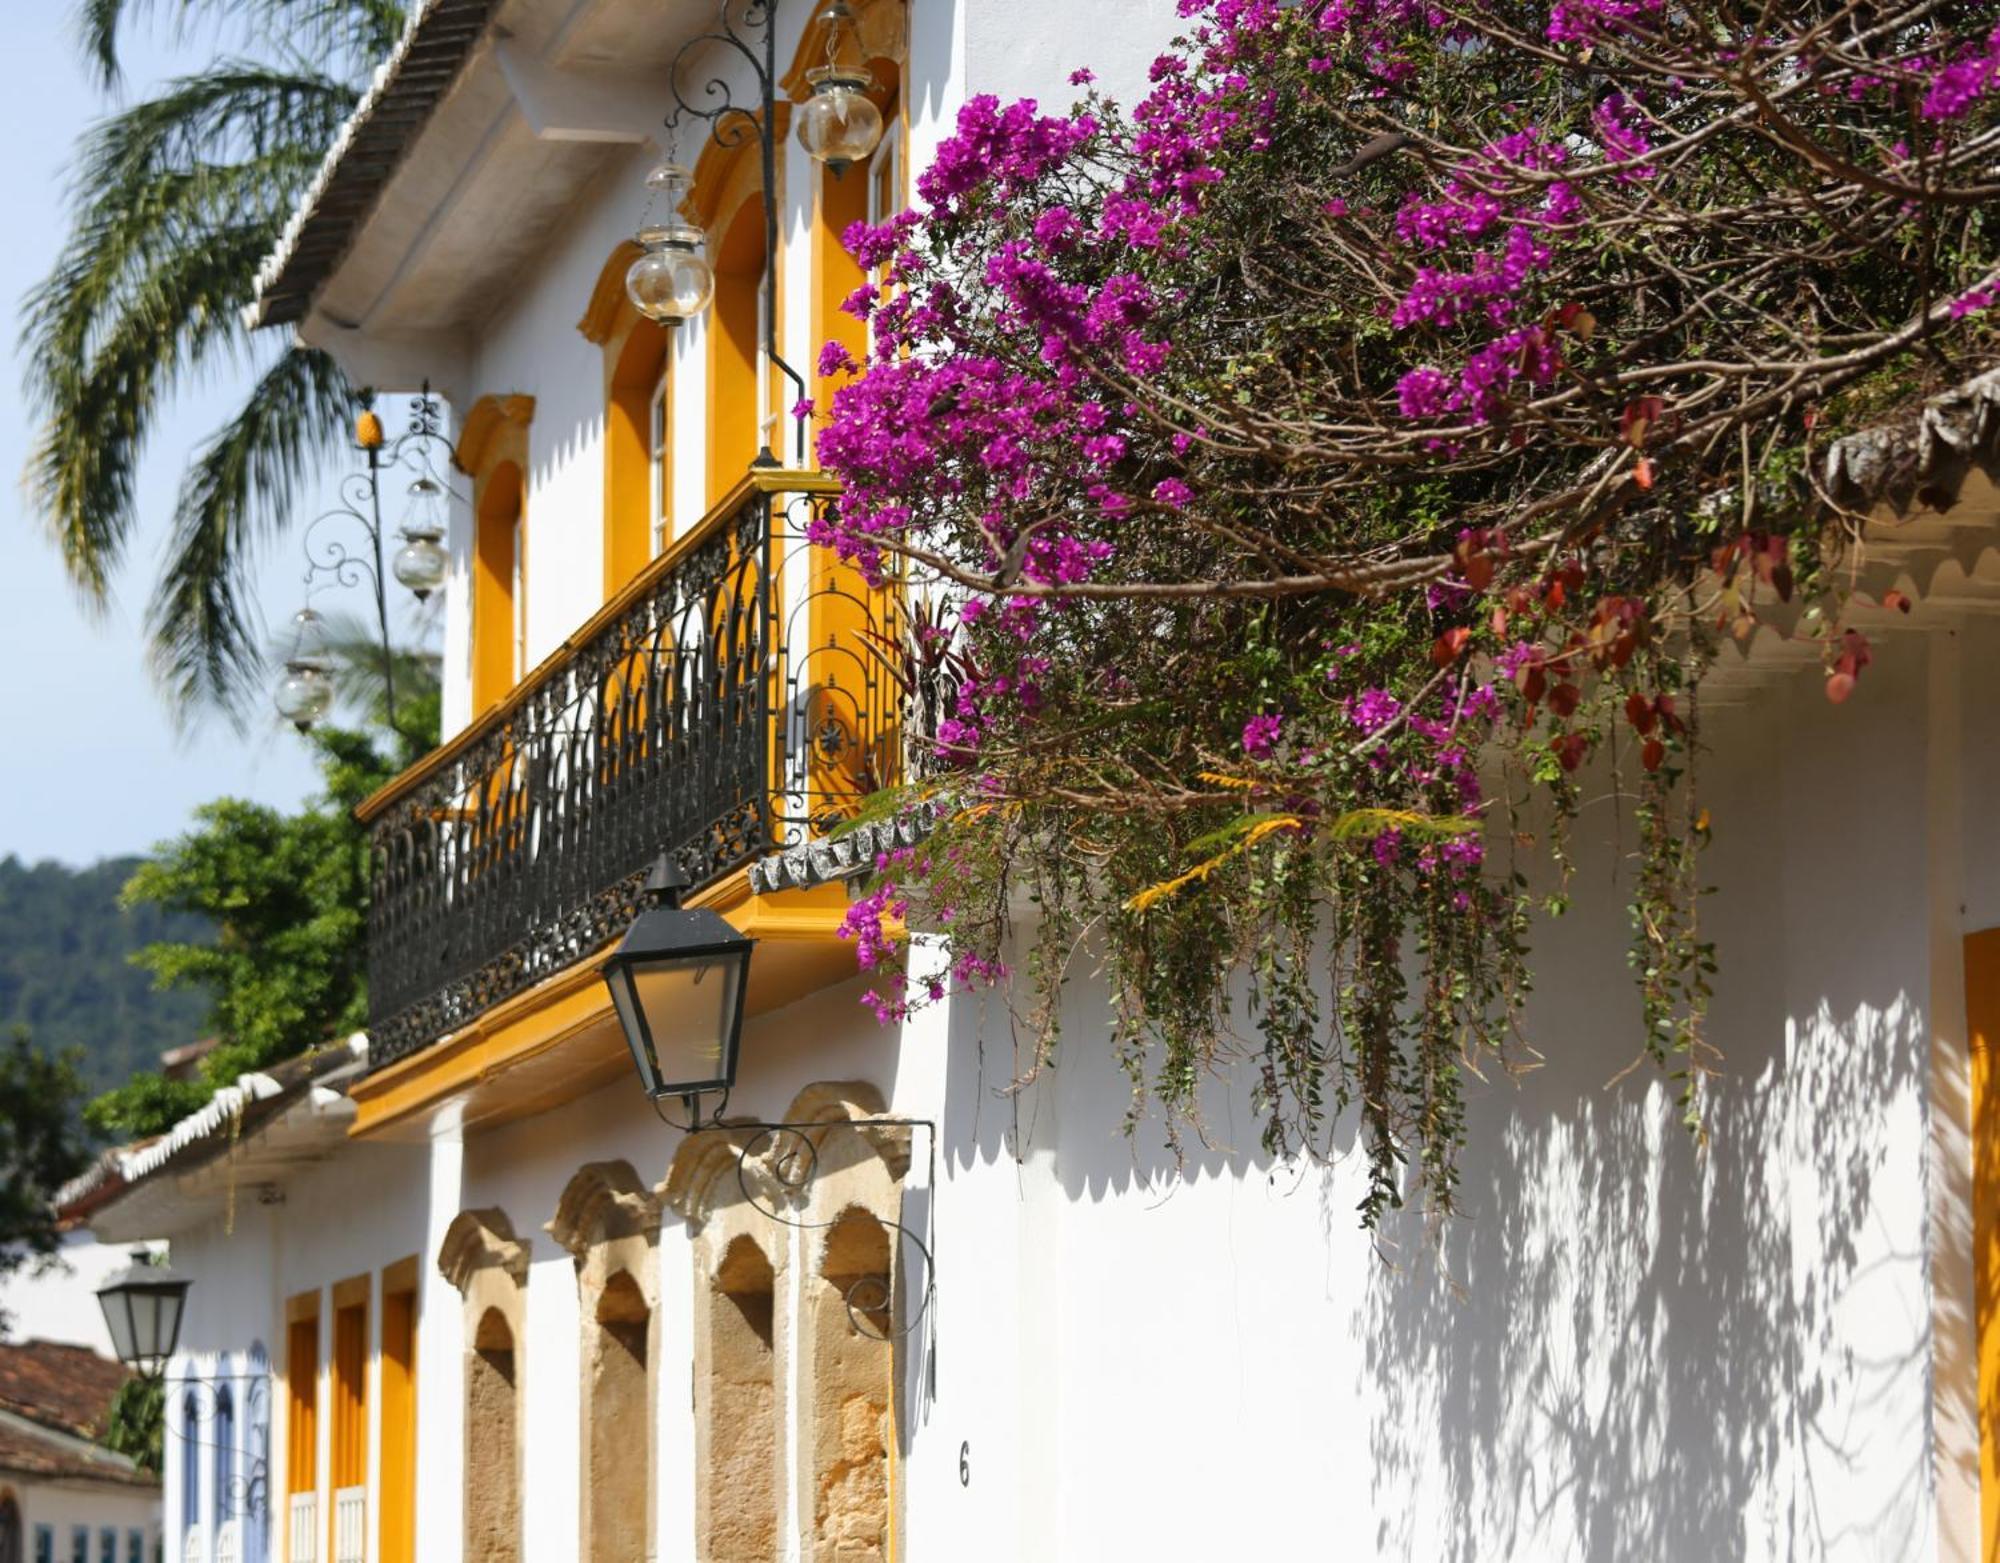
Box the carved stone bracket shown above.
[437,1207,533,1293]
[548,1160,662,1258]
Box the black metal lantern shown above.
[95,1254,191,1379]
[604,858,753,1112]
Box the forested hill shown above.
[0,856,211,1093]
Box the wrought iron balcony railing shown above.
[359,471,913,1070]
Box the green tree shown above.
[87,659,435,1140]
[23,0,406,715]
[101,1376,164,1475]
[0,1029,93,1276]
[0,856,211,1093]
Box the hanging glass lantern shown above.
[392,477,449,602]
[797,2,884,175]
[626,164,715,323]
[274,607,336,732]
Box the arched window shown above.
[246,1344,271,1562]
[710,192,770,501]
[587,1272,650,1563]
[453,393,536,715]
[473,460,525,712]
[181,1387,202,1537]
[0,1492,21,1563]
[704,1236,778,1561]
[438,1209,530,1563]
[810,1210,895,1560]
[549,1162,660,1563]
[607,312,672,584]
[466,1308,520,1563]
[213,1384,235,1522]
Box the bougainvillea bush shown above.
[812,0,2000,1227]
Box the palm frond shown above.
[77,0,407,89]
[25,213,298,596]
[22,69,354,596]
[147,344,355,716]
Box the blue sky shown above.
[0,9,335,866]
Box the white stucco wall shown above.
[156,1139,428,1563]
[0,1232,152,1356]
[168,1,1997,1558]
[363,633,1981,1562]
[12,1479,157,1563]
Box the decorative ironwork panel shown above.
[363,480,931,1071]
[366,486,777,1067]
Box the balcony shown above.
[360,471,911,1072]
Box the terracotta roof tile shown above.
[0,1341,128,1439]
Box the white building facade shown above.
[69,0,2000,1559]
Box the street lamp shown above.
[795,2,885,176]
[603,856,753,1121]
[278,389,455,738]
[95,1254,191,1380]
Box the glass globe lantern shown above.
[626,164,715,323]
[392,477,449,602]
[797,2,884,175]
[797,65,884,174]
[274,607,336,733]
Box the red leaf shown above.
[1621,396,1665,448]
[1431,627,1471,667]
[1883,589,1912,614]
[1520,665,1548,704]
[1634,456,1655,490]
[1489,605,1510,637]
[1825,671,1856,704]
[1464,552,1496,591]
[1556,733,1590,772]
[1625,691,1657,735]
[1641,737,1666,772]
[1548,682,1582,718]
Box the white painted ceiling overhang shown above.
[81,1042,369,1244]
[254,0,730,399]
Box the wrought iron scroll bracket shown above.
[296,385,460,747]
[720,1116,938,1342]
[662,0,809,466]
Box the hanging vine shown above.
[809,0,2000,1226]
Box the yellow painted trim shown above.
[579,241,644,345]
[378,1276,418,1563]
[331,1273,369,1311]
[348,870,858,1141]
[454,393,536,478]
[1970,927,2000,1560]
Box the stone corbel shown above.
[547,1160,662,1258]
[437,1207,532,1293]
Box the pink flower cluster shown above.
[1923,27,2000,121]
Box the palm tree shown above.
[22,0,406,717]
